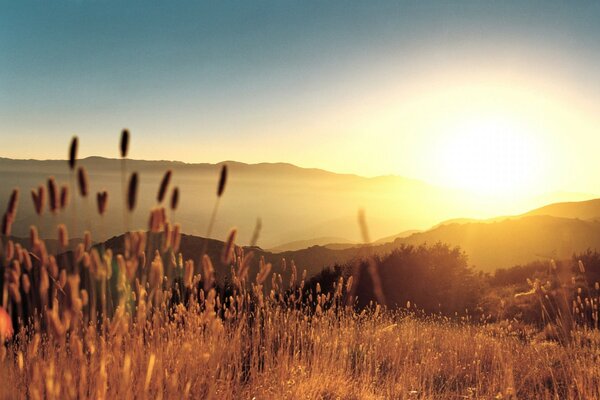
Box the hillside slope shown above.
[268,236,355,253]
[524,198,600,220]
[103,232,373,281]
[396,215,600,270]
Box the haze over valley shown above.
[3,156,600,273]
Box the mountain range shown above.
[2,157,600,273]
[106,198,600,277]
[0,156,491,248]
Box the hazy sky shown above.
[2,1,600,197]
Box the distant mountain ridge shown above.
[308,197,600,271]
[373,230,422,244]
[16,197,600,278]
[391,215,599,270]
[4,156,600,272]
[102,232,377,281]
[524,198,600,220]
[0,156,476,248]
[268,236,356,253]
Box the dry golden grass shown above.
[3,299,600,399]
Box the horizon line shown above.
[0,155,596,201]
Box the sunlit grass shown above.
[3,302,600,399]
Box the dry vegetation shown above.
[5,301,600,399]
[2,133,600,399]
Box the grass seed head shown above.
[84,231,92,251]
[202,254,215,292]
[172,223,181,253]
[221,228,237,265]
[7,188,19,218]
[97,191,108,215]
[5,241,14,262]
[58,224,69,248]
[68,136,78,170]
[257,261,272,285]
[31,186,45,215]
[170,187,179,210]
[0,307,13,340]
[120,129,130,158]
[238,251,254,281]
[21,274,31,294]
[1,212,12,236]
[23,250,32,271]
[157,170,172,203]
[77,167,89,197]
[47,177,58,214]
[29,226,39,246]
[184,260,194,289]
[60,185,69,210]
[127,172,139,211]
[149,253,164,290]
[8,282,21,304]
[48,255,59,279]
[217,164,228,197]
[144,353,156,391]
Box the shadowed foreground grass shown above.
[3,299,600,399]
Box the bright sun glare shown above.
[439,116,542,197]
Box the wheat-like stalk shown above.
[157,170,172,204]
[127,172,139,212]
[68,136,78,170]
[77,167,89,197]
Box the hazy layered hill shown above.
[188,209,600,274]
[524,198,600,220]
[268,237,356,253]
[27,202,600,279]
[102,232,373,281]
[5,157,600,272]
[0,157,475,248]
[372,230,422,244]
[393,215,600,271]
[349,198,600,270]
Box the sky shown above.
[2,1,600,201]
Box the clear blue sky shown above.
[1,1,600,191]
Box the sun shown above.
[437,115,543,197]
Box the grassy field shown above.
[3,296,600,399]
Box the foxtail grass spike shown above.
[157,170,172,203]
[58,224,68,248]
[221,228,237,265]
[0,307,13,340]
[77,167,89,197]
[60,185,69,210]
[29,226,39,247]
[170,187,179,211]
[202,254,215,292]
[217,165,227,197]
[68,136,78,170]
[97,191,108,216]
[7,189,19,218]
[120,129,129,158]
[127,172,139,211]
[2,212,12,236]
[31,189,40,215]
[47,177,58,214]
